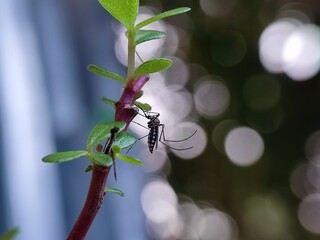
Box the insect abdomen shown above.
[148,126,158,153]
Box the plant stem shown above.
[66,75,149,240]
[127,29,136,79]
[67,165,110,240]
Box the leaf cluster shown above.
[42,1,191,198]
[42,121,141,166]
[42,121,142,196]
[88,0,190,85]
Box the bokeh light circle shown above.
[290,162,308,199]
[164,57,189,88]
[306,162,320,191]
[139,149,168,173]
[259,19,320,81]
[212,119,239,154]
[169,122,207,160]
[282,24,320,81]
[298,194,320,234]
[192,208,238,240]
[200,0,236,18]
[305,131,320,159]
[194,77,230,118]
[225,127,264,166]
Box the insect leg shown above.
[159,124,197,142]
[131,120,149,130]
[158,124,194,151]
[125,134,149,154]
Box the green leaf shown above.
[42,150,88,163]
[135,101,151,111]
[89,152,113,167]
[115,153,143,165]
[114,132,136,149]
[0,227,19,240]
[135,30,166,45]
[105,187,124,197]
[135,7,191,30]
[98,0,138,29]
[87,64,126,84]
[85,165,94,172]
[87,122,126,148]
[135,90,144,100]
[100,97,116,108]
[134,58,172,76]
[112,145,121,154]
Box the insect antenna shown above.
[136,50,144,63]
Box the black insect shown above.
[102,127,119,155]
[96,126,119,180]
[133,108,197,153]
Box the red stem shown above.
[66,75,149,240]
[67,166,110,240]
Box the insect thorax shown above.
[147,118,160,128]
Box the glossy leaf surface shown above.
[134,58,172,76]
[89,152,113,167]
[100,97,116,108]
[114,132,136,149]
[98,0,138,29]
[135,7,190,30]
[42,150,88,163]
[115,153,143,165]
[105,187,124,197]
[87,64,126,84]
[87,122,126,148]
[135,101,151,111]
[135,30,165,45]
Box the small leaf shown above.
[0,227,19,240]
[135,90,144,100]
[114,132,136,149]
[87,122,126,148]
[112,145,121,154]
[134,58,172,76]
[135,101,151,111]
[115,153,143,165]
[135,7,191,30]
[105,187,124,197]
[98,0,138,29]
[87,64,126,84]
[100,97,116,108]
[89,152,113,167]
[42,150,88,163]
[135,30,166,45]
[85,165,94,172]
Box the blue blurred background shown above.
[1,0,320,239]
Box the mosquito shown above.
[132,108,197,153]
[96,126,119,180]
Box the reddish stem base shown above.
[67,166,110,240]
